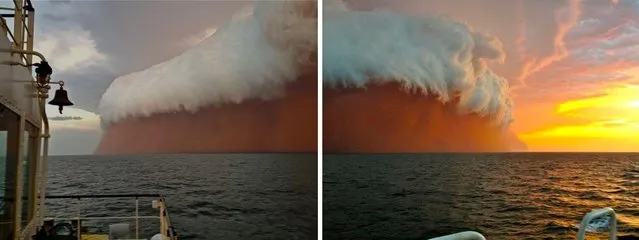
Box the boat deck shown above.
[80,234,109,240]
[37,194,178,240]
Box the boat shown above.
[429,207,636,239]
[0,1,178,239]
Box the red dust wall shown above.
[324,82,526,153]
[96,70,317,154]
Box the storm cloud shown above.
[33,0,252,112]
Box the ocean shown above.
[45,154,317,239]
[323,153,639,240]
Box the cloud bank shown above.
[95,0,318,154]
[321,0,537,152]
[323,0,513,126]
[98,1,317,125]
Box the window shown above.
[0,106,21,239]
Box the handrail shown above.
[429,231,487,240]
[577,207,617,240]
[36,76,50,232]
[0,48,45,62]
[0,23,28,64]
[46,194,163,199]
[160,196,178,238]
[0,0,35,66]
[43,194,179,240]
[46,216,160,221]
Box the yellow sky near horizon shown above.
[47,105,101,131]
[518,84,639,152]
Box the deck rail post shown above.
[135,197,140,239]
[76,198,81,240]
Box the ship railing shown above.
[577,207,616,240]
[43,193,178,240]
[428,231,486,240]
[0,0,36,70]
[427,207,618,240]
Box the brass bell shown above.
[48,86,73,114]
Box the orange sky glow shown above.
[517,84,639,152]
[346,0,639,152]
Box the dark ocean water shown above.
[45,154,317,240]
[323,153,639,240]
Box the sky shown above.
[347,0,639,152]
[8,0,639,153]
[1,0,251,155]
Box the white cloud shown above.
[179,3,254,47]
[35,27,107,73]
[181,27,218,46]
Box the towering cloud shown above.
[323,0,526,152]
[95,0,317,154]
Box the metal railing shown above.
[42,193,179,240]
[577,207,617,240]
[0,0,35,70]
[429,231,487,240]
[426,208,618,240]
